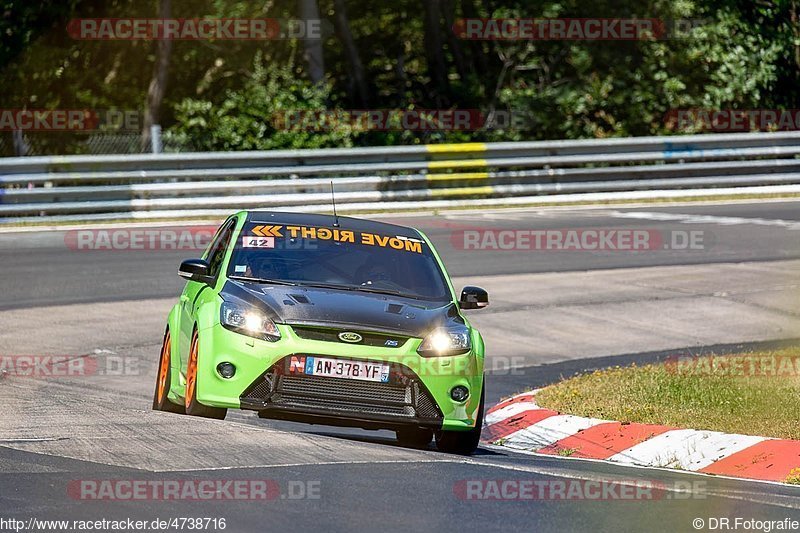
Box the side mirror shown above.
[459,286,489,310]
[179,259,213,284]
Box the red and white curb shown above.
[482,391,800,484]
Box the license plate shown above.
[304,357,390,383]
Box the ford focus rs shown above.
[152,211,488,454]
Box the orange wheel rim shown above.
[157,331,171,403]
[185,331,198,408]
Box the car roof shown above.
[245,211,422,238]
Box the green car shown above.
[152,211,489,454]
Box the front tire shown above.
[435,383,484,455]
[184,328,227,420]
[152,328,185,414]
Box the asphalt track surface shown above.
[1,200,799,532]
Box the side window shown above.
[205,219,236,278]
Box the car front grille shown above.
[278,374,410,405]
[240,356,442,422]
[290,325,409,348]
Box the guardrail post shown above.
[150,125,163,154]
[12,130,29,157]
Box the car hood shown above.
[221,280,462,337]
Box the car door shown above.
[178,217,237,373]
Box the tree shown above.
[170,53,355,150]
[332,0,370,106]
[2,0,798,155]
[298,0,326,83]
[422,0,449,104]
[141,0,172,152]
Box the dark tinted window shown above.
[227,223,450,301]
[205,219,236,277]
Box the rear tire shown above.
[152,328,185,414]
[185,328,227,420]
[396,427,434,448]
[435,382,484,455]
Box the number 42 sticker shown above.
[242,236,274,248]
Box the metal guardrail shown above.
[1,131,799,222]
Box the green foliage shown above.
[0,0,797,153]
[171,52,356,150]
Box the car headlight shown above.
[220,301,281,341]
[417,326,471,357]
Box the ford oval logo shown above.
[338,332,363,343]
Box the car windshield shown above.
[227,222,451,301]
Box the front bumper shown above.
[194,322,484,431]
[241,360,444,430]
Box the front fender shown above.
[195,292,221,332]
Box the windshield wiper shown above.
[229,275,297,286]
[355,287,428,301]
[299,282,356,291]
[352,286,404,296]
[302,282,426,300]
[269,281,431,301]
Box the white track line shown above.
[607,210,800,230]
